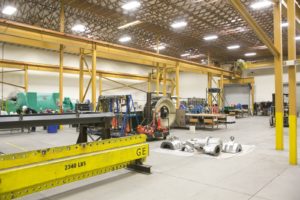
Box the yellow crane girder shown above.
[0,135,149,199]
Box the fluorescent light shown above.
[122,1,141,10]
[2,5,17,15]
[154,44,166,51]
[244,52,257,57]
[281,22,288,27]
[227,45,240,50]
[119,36,132,43]
[189,54,205,59]
[118,20,141,29]
[203,35,218,41]
[171,21,187,29]
[72,24,85,32]
[296,36,300,41]
[250,1,272,10]
[181,53,190,57]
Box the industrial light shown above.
[281,22,288,27]
[2,5,17,15]
[244,52,257,57]
[227,45,240,50]
[181,53,190,57]
[71,24,86,32]
[122,1,141,10]
[171,21,187,29]
[250,1,272,10]
[296,36,300,41]
[119,36,132,43]
[203,35,218,41]
[118,20,141,29]
[154,44,166,51]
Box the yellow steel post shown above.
[156,64,161,95]
[24,65,28,92]
[79,48,84,102]
[207,73,212,107]
[175,63,180,109]
[163,65,167,96]
[273,1,284,150]
[219,73,224,108]
[91,43,97,111]
[99,74,102,96]
[59,45,64,112]
[59,0,64,33]
[287,0,298,165]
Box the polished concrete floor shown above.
[0,116,299,200]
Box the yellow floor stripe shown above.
[5,142,27,151]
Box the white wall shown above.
[0,43,209,107]
[250,67,300,102]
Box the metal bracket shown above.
[127,160,152,174]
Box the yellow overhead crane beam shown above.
[0,19,235,78]
[0,135,150,200]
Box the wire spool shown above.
[152,97,176,127]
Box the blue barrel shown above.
[47,125,58,133]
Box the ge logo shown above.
[136,147,146,156]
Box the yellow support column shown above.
[219,73,224,108]
[207,73,212,107]
[79,48,84,102]
[156,64,161,95]
[59,45,64,112]
[91,44,97,111]
[273,1,284,150]
[24,65,28,92]
[175,63,180,109]
[287,0,297,165]
[163,65,167,96]
[99,74,102,96]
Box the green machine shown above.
[5,92,74,114]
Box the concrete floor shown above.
[0,116,300,200]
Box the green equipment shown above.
[5,92,74,114]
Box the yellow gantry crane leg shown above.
[0,135,150,199]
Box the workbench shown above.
[185,113,227,129]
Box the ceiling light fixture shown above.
[203,35,218,41]
[122,1,141,10]
[181,53,190,57]
[296,36,300,41]
[119,36,132,43]
[281,22,288,27]
[171,21,187,29]
[71,24,86,32]
[227,45,240,50]
[250,0,272,10]
[154,44,166,51]
[244,52,257,57]
[118,20,141,29]
[2,5,17,15]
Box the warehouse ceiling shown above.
[0,0,300,65]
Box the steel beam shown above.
[274,1,284,150]
[175,63,180,109]
[287,0,298,165]
[79,48,84,102]
[228,0,279,57]
[92,44,97,111]
[0,135,149,199]
[0,19,235,78]
[59,45,64,112]
[207,73,212,107]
